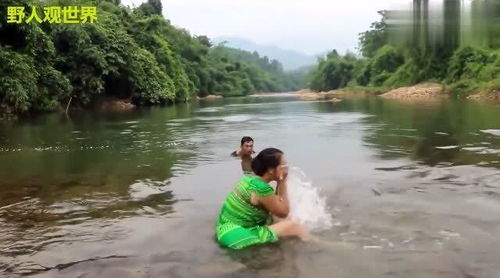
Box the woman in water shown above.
[216,148,311,249]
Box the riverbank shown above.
[467,90,500,102]
[380,83,447,101]
[293,83,500,103]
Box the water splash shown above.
[286,167,333,232]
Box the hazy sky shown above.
[122,0,409,56]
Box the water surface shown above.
[1,95,499,278]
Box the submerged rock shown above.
[197,95,223,101]
[94,98,135,112]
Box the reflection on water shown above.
[1,96,500,277]
[354,99,500,168]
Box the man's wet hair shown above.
[240,136,254,146]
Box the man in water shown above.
[231,136,255,174]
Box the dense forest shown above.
[2,0,499,119]
[309,0,500,95]
[0,0,306,118]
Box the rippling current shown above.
[0,95,499,278]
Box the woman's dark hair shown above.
[251,148,283,176]
[241,136,253,146]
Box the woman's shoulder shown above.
[245,175,273,196]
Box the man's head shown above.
[240,136,254,156]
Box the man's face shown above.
[241,141,254,155]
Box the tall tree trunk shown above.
[422,0,429,51]
[443,0,461,54]
[413,0,422,47]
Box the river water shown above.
[1,95,499,278]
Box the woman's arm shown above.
[259,179,289,218]
[276,179,287,199]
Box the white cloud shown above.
[121,0,409,55]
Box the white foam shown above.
[198,107,223,113]
[481,129,500,136]
[462,147,488,152]
[435,145,459,150]
[286,167,333,232]
[222,115,253,122]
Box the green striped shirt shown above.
[216,175,275,232]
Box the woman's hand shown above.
[277,165,289,181]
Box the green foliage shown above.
[446,47,499,83]
[204,45,290,95]
[358,11,388,58]
[283,66,312,91]
[445,46,500,94]
[1,0,303,118]
[0,0,71,117]
[371,46,404,76]
[383,59,423,88]
[360,45,405,87]
[147,0,162,15]
[127,16,195,101]
[0,45,71,116]
[309,3,499,95]
[0,47,38,114]
[309,54,357,91]
[310,45,406,91]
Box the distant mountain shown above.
[213,37,316,71]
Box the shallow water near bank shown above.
[1,95,499,278]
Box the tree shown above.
[1,0,307,117]
[148,0,162,14]
[309,53,356,91]
[359,10,388,58]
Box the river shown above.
[1,94,499,278]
